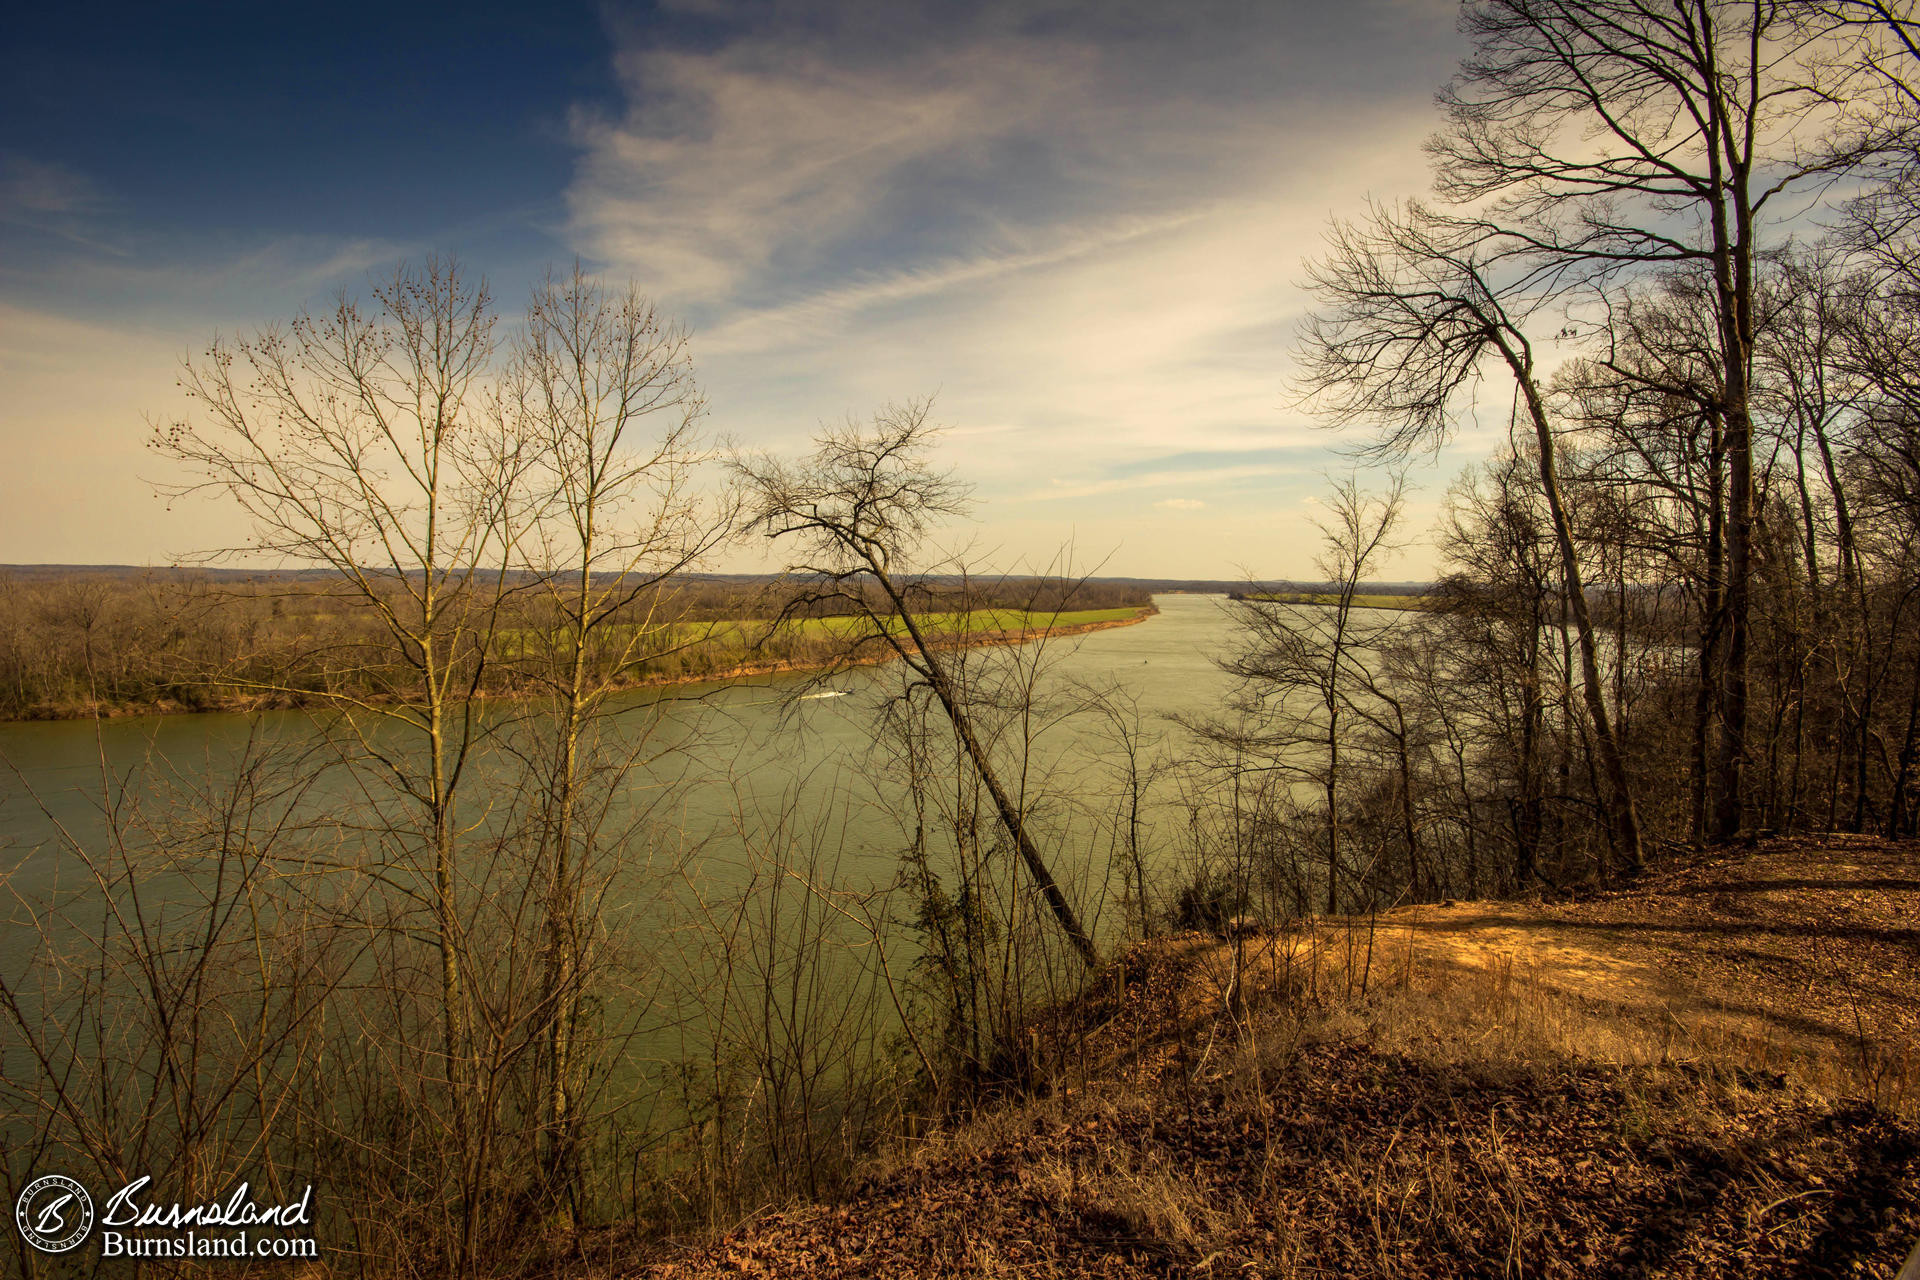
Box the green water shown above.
[0,594,1260,1228]
[0,594,1241,987]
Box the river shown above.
[0,592,1278,1216]
[0,593,1244,1006]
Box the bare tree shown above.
[154,262,516,1210]
[732,400,1099,969]
[0,718,366,1277]
[501,265,732,1219]
[149,258,740,1264]
[1194,473,1408,915]
[1078,680,1166,939]
[1300,203,1647,869]
[1423,0,1904,839]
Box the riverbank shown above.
[611,836,1920,1278]
[1,604,1158,722]
[1233,590,1431,610]
[613,603,1159,689]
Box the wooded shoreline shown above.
[2,604,1158,724]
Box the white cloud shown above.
[557,7,1483,582]
[0,155,100,221]
[1014,462,1299,505]
[697,209,1205,356]
[568,39,1102,307]
[1,3,1488,575]
[684,159,1435,501]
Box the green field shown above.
[613,604,1143,645]
[772,605,1145,638]
[500,605,1152,685]
[1245,592,1432,611]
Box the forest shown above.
[6,2,1920,1276]
[1203,0,1920,920]
[0,567,1150,719]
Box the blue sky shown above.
[3,0,1489,577]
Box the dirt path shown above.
[1371,835,1920,1088]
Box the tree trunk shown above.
[1713,403,1753,841]
[1692,414,1726,848]
[1496,334,1645,871]
[874,565,1099,969]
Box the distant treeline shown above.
[0,567,1150,720]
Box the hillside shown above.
[633,838,1920,1278]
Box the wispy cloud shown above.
[568,38,1102,308]
[1012,462,1302,505]
[567,2,1461,317]
[2,1,1485,575]
[0,153,129,257]
[0,154,100,220]
[699,209,1206,355]
[557,3,1474,576]
[0,230,412,332]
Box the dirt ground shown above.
[1370,834,1920,1099]
[628,838,1920,1279]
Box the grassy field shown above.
[772,605,1146,638]
[502,604,1155,685]
[0,568,1155,720]
[660,605,1149,681]
[1245,591,1431,611]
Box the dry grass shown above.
[630,841,1920,1278]
[1309,837,1920,1116]
[640,997,1919,1276]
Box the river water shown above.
[0,594,1243,982]
[0,592,1271,1198]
